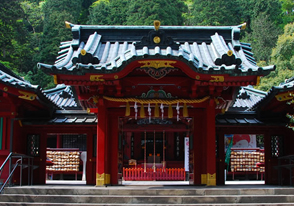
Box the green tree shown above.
[87,0,128,25]
[88,0,187,26]
[280,0,294,25]
[257,23,294,91]
[39,0,82,63]
[0,0,26,70]
[126,0,187,25]
[238,0,282,29]
[244,13,280,62]
[191,0,241,26]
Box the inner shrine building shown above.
[2,20,294,187]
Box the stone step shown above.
[1,194,294,204]
[3,187,294,196]
[2,203,294,206]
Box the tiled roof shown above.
[23,110,97,125]
[231,86,267,111]
[216,111,287,126]
[0,63,39,90]
[43,84,81,110]
[38,23,275,76]
[0,63,63,110]
[248,77,294,111]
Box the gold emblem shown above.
[139,60,176,69]
[210,76,225,82]
[153,36,161,44]
[114,75,118,79]
[90,75,105,82]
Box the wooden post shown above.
[96,99,110,186]
[206,99,216,186]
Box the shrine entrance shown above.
[118,118,192,182]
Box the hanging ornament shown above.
[140,103,145,118]
[125,102,130,116]
[154,103,160,118]
[168,104,173,118]
[134,102,138,120]
[183,103,189,117]
[160,103,164,120]
[148,103,151,122]
[176,102,180,121]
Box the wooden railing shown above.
[123,168,185,181]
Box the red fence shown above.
[123,168,185,181]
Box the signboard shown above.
[224,134,257,151]
[184,137,189,172]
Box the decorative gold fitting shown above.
[241,23,247,30]
[90,75,104,82]
[18,91,37,101]
[53,75,58,84]
[227,50,233,56]
[65,21,73,29]
[81,49,87,56]
[139,60,176,69]
[153,36,161,44]
[3,87,8,92]
[154,20,160,31]
[210,76,225,82]
[114,75,118,79]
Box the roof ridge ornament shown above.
[65,21,74,29]
[135,20,179,49]
[154,20,160,31]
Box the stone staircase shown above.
[1,185,294,205]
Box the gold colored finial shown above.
[81,49,87,56]
[227,50,233,56]
[241,22,247,30]
[154,20,160,31]
[65,21,73,29]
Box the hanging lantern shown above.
[140,104,145,118]
[154,103,160,118]
[183,103,189,117]
[168,104,173,118]
[125,102,130,116]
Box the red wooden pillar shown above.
[205,99,216,186]
[56,134,62,148]
[96,99,110,186]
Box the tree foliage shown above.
[0,0,293,91]
[88,0,186,26]
[191,0,240,26]
[257,23,294,91]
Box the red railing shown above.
[123,168,185,181]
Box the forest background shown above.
[0,0,294,91]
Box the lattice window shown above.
[271,135,283,158]
[62,134,87,151]
[27,134,40,156]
